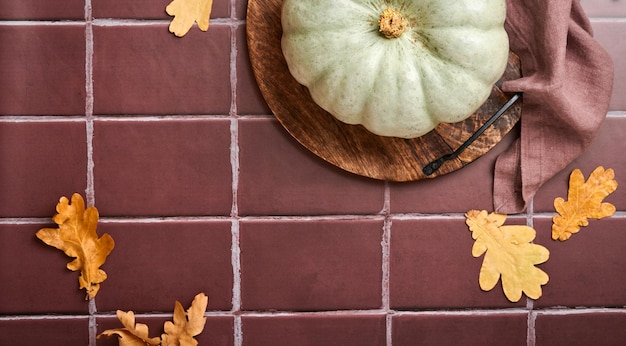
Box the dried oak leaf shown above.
[161,293,209,346]
[552,166,618,241]
[166,0,213,37]
[97,310,161,346]
[36,193,114,299]
[465,210,549,302]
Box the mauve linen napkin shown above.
[493,0,614,213]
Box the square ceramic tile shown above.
[392,313,527,346]
[240,219,383,311]
[242,314,386,346]
[238,118,385,216]
[389,218,527,309]
[0,318,89,345]
[235,25,272,115]
[581,0,626,17]
[390,128,519,214]
[591,21,626,111]
[533,217,626,308]
[235,0,248,20]
[533,118,626,212]
[535,312,626,345]
[0,0,85,20]
[0,121,87,217]
[0,25,86,116]
[97,315,234,345]
[92,119,232,217]
[95,221,233,312]
[92,0,230,19]
[0,223,90,314]
[92,24,231,115]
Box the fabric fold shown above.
[493,0,614,213]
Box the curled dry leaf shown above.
[166,0,213,37]
[465,210,549,302]
[161,293,209,346]
[552,166,618,241]
[36,193,114,299]
[97,310,161,346]
[99,293,208,346]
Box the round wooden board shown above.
[246,0,522,182]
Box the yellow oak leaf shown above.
[166,0,213,37]
[161,293,209,346]
[36,193,114,299]
[97,310,161,346]
[552,166,618,241]
[465,210,549,302]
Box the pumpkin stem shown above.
[378,8,407,39]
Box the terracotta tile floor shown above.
[1,0,625,344]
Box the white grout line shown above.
[238,215,387,222]
[230,219,242,313]
[391,309,531,317]
[526,199,535,346]
[241,309,391,318]
[533,211,626,219]
[381,182,393,346]
[527,311,537,346]
[0,217,54,225]
[0,315,92,321]
[526,298,536,346]
[390,213,476,220]
[0,21,86,26]
[91,18,244,27]
[84,17,95,208]
[234,315,243,346]
[3,307,626,321]
[590,17,626,23]
[97,216,233,223]
[9,209,626,225]
[381,211,391,312]
[0,212,561,225]
[0,116,87,122]
[90,115,233,121]
[386,313,393,346]
[84,2,98,345]
[0,18,244,26]
[88,299,97,346]
[607,111,626,117]
[230,4,243,345]
[535,307,626,315]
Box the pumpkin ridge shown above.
[281,0,509,138]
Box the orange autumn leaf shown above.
[99,293,208,346]
[465,210,549,302]
[552,166,618,241]
[161,293,209,346]
[97,310,161,346]
[36,193,114,299]
[166,0,213,37]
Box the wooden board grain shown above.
[246,0,522,182]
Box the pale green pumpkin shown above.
[281,0,509,138]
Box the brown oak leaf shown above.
[97,310,161,346]
[166,0,213,37]
[99,293,208,346]
[552,166,618,241]
[161,293,209,346]
[36,193,114,299]
[466,210,549,302]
